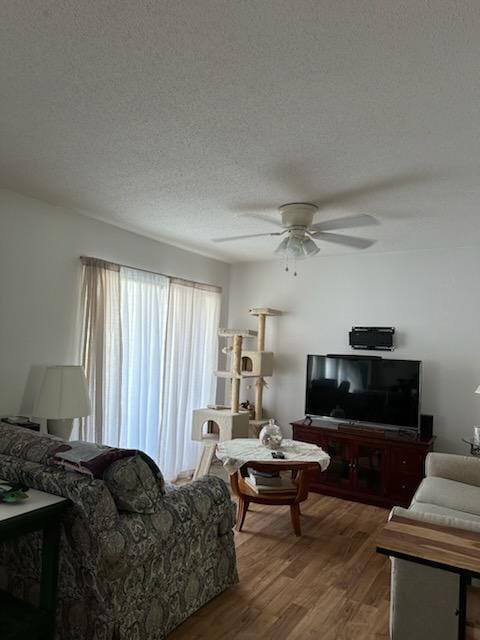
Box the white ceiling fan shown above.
[212,202,378,273]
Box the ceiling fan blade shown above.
[311,231,376,249]
[309,213,379,233]
[212,231,285,243]
[236,212,283,227]
[316,171,432,208]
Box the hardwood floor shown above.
[169,493,391,639]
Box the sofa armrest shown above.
[162,475,235,534]
[112,476,236,567]
[425,452,480,487]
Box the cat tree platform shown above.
[192,408,250,480]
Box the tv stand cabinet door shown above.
[351,442,388,498]
[317,435,354,491]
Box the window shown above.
[80,258,220,480]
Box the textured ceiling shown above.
[2,1,480,262]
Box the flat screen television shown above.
[305,354,422,431]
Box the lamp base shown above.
[46,419,74,441]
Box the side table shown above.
[462,438,480,456]
[0,483,69,640]
[377,510,480,640]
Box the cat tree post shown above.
[257,313,266,351]
[248,308,283,427]
[254,312,266,420]
[231,334,242,413]
[254,379,265,421]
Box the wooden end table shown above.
[377,512,480,640]
[216,438,330,536]
[0,483,69,640]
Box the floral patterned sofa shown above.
[0,424,238,639]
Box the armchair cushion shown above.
[426,452,480,487]
[413,476,480,518]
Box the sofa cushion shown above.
[103,455,164,514]
[410,501,480,525]
[413,476,480,517]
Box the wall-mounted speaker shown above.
[349,326,395,351]
[420,414,434,440]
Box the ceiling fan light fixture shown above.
[273,236,289,256]
[274,234,306,259]
[274,234,319,260]
[303,236,320,257]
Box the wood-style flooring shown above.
[169,493,391,639]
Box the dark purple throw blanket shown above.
[50,442,161,479]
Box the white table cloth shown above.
[216,438,330,475]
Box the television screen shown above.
[305,355,421,430]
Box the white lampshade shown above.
[476,386,480,395]
[34,366,91,419]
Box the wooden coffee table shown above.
[216,438,330,536]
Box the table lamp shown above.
[34,366,91,440]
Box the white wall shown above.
[0,189,230,416]
[3,187,479,455]
[228,248,480,453]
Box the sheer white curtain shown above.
[118,267,169,459]
[160,280,220,480]
[81,259,221,480]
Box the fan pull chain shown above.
[283,255,298,276]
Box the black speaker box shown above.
[420,414,434,440]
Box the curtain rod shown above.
[80,256,222,293]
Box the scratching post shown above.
[255,311,267,421]
[248,308,282,429]
[231,334,242,413]
[254,378,264,422]
[257,313,266,351]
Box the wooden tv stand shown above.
[291,418,434,508]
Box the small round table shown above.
[462,438,480,456]
[216,438,330,536]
